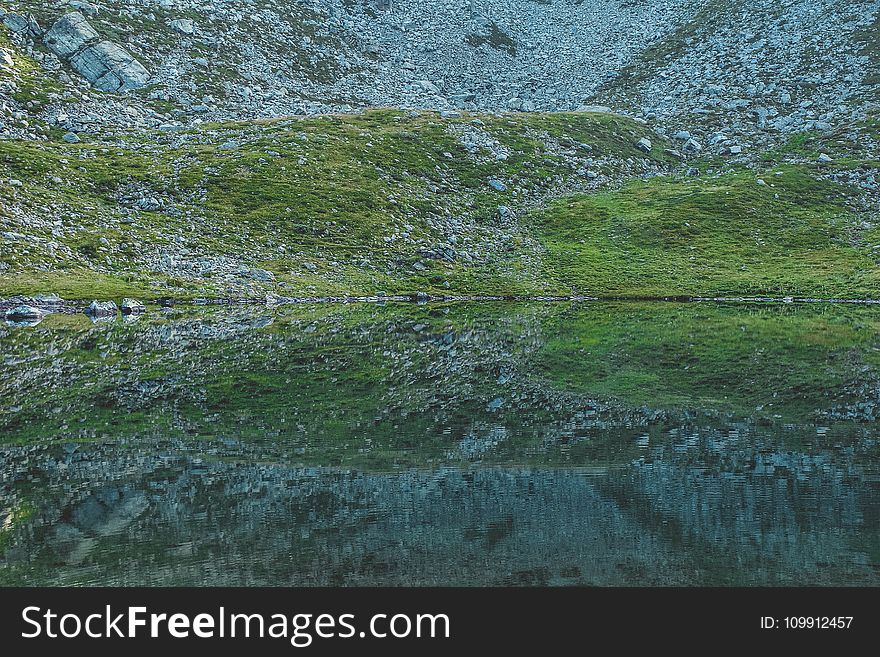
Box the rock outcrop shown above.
[43,12,149,93]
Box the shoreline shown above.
[3,292,880,318]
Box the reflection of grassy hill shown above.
[3,303,880,462]
[0,304,547,468]
[537,302,880,419]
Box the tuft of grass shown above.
[1,107,877,301]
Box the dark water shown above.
[1,301,878,585]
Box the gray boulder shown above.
[576,105,614,114]
[85,300,118,317]
[636,137,652,153]
[68,1,99,17]
[682,138,702,154]
[120,298,146,315]
[248,268,275,282]
[168,19,195,35]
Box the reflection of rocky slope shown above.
[0,303,638,451]
[1,423,876,585]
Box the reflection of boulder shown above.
[4,305,46,327]
[4,305,44,321]
[121,298,146,315]
[85,299,119,319]
[70,487,148,537]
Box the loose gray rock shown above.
[636,137,652,153]
[68,1,98,17]
[62,131,80,143]
[577,105,614,113]
[168,19,195,35]
[249,268,275,282]
[682,138,702,154]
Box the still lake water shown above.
[0,301,878,585]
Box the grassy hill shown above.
[1,102,879,300]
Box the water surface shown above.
[1,302,878,585]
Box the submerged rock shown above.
[86,300,118,317]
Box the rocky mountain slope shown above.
[2,1,877,139]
